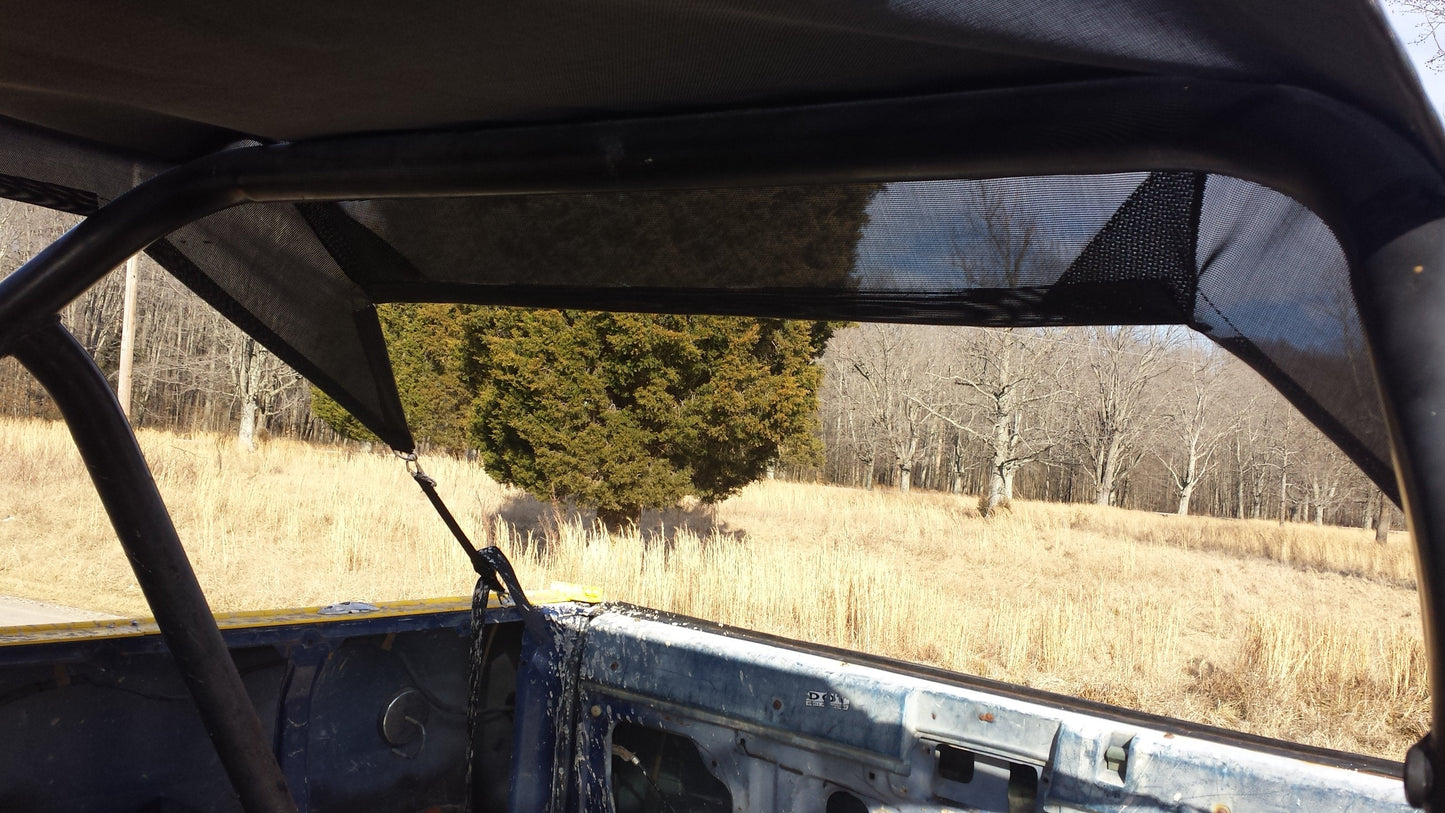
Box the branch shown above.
[904,393,976,436]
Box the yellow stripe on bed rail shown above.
[0,583,602,646]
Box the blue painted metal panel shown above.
[0,601,520,812]
[581,614,911,764]
[576,609,1411,813]
[510,604,598,813]
[0,597,1416,812]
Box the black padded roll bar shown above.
[1361,222,1445,809]
[6,321,296,813]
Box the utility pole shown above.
[117,252,138,420]
[117,166,142,422]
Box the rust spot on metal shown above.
[978,712,995,723]
[772,698,782,710]
[609,661,619,671]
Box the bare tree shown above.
[233,336,304,450]
[1376,490,1398,544]
[1391,1,1445,69]
[1156,348,1236,515]
[814,316,1385,526]
[1225,414,1265,519]
[952,182,1047,287]
[2,198,319,442]
[942,328,1066,515]
[1298,438,1354,525]
[826,324,947,493]
[1258,402,1310,524]
[1074,325,1183,506]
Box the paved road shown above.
[0,596,121,626]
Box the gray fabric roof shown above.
[1,0,1442,498]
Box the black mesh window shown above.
[122,172,1388,494]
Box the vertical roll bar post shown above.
[1360,220,1445,809]
[5,321,297,813]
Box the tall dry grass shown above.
[1057,501,1417,587]
[0,417,1425,759]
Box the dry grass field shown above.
[0,416,1425,760]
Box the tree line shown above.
[0,203,325,446]
[0,197,1395,533]
[816,323,1392,530]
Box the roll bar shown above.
[2,77,1444,809]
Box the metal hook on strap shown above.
[394,449,425,479]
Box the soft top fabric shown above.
[0,0,1440,498]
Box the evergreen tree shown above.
[318,185,875,528]
[462,309,831,530]
[311,303,471,450]
[449,185,874,529]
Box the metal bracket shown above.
[380,688,430,760]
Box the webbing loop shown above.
[405,458,551,646]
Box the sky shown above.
[1383,3,1445,113]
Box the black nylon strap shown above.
[465,575,490,813]
[405,459,556,813]
[408,466,551,646]
[411,470,487,566]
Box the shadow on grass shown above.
[494,493,744,552]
